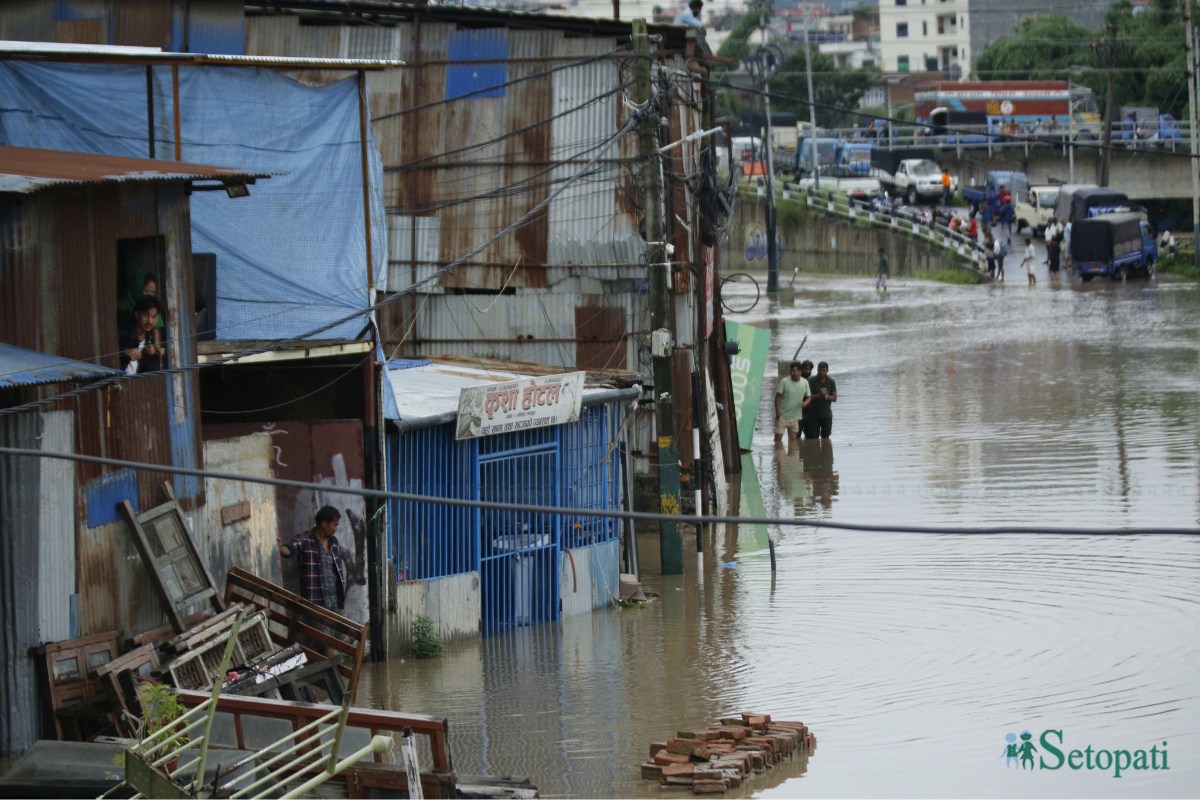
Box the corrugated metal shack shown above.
[0,0,745,663]
[383,360,639,650]
[237,1,727,472]
[0,145,267,756]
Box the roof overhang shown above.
[196,339,372,365]
[0,343,122,388]
[0,145,272,195]
[0,40,401,69]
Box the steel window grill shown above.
[390,425,477,581]
[389,402,625,636]
[478,444,560,636]
[561,405,623,550]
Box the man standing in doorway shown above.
[278,506,347,613]
[804,361,838,439]
[774,361,812,446]
[119,296,164,374]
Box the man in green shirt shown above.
[774,361,812,445]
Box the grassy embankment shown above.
[767,186,986,285]
[1157,255,1200,279]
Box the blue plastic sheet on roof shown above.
[0,342,121,388]
[0,61,385,341]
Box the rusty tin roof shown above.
[0,145,271,194]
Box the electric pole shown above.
[1186,0,1200,265]
[747,26,781,293]
[1097,23,1118,186]
[633,19,682,575]
[801,4,819,186]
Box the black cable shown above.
[1,446,1195,536]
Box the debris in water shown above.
[639,711,816,794]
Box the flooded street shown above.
[363,274,1200,798]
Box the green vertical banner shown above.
[725,320,771,451]
[737,452,771,554]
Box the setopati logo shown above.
[1002,729,1170,778]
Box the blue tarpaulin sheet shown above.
[0,62,386,341]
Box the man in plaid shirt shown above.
[277,506,346,612]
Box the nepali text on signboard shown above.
[455,372,585,440]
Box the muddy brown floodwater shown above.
[362,273,1200,798]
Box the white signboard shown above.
[455,372,585,440]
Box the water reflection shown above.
[365,275,1200,798]
[774,439,839,516]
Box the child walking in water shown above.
[1020,237,1036,286]
[875,247,889,291]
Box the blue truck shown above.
[794,136,841,178]
[839,142,874,176]
[1070,213,1158,280]
[962,170,1028,212]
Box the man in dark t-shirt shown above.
[804,361,838,439]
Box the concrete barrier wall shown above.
[932,147,1182,201]
[722,194,976,279]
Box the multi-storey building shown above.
[878,0,971,76]
[878,0,1110,77]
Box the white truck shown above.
[796,165,880,202]
[1015,185,1060,236]
[869,149,954,205]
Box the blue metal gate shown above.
[477,439,561,637]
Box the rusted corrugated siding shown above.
[549,37,640,272]
[575,302,626,371]
[55,17,106,44]
[241,14,702,377]
[0,0,55,42]
[0,411,49,757]
[1,181,205,639]
[494,29,552,283]
[113,0,171,48]
[0,197,41,354]
[397,21,448,289]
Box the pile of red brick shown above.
[640,712,815,794]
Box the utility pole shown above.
[748,12,780,293]
[1186,0,1200,265]
[801,4,819,184]
[1097,23,1118,186]
[633,19,682,575]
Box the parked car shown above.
[1070,213,1158,280]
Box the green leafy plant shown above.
[135,682,190,759]
[410,614,444,659]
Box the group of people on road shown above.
[774,360,837,446]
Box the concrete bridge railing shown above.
[723,185,988,281]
